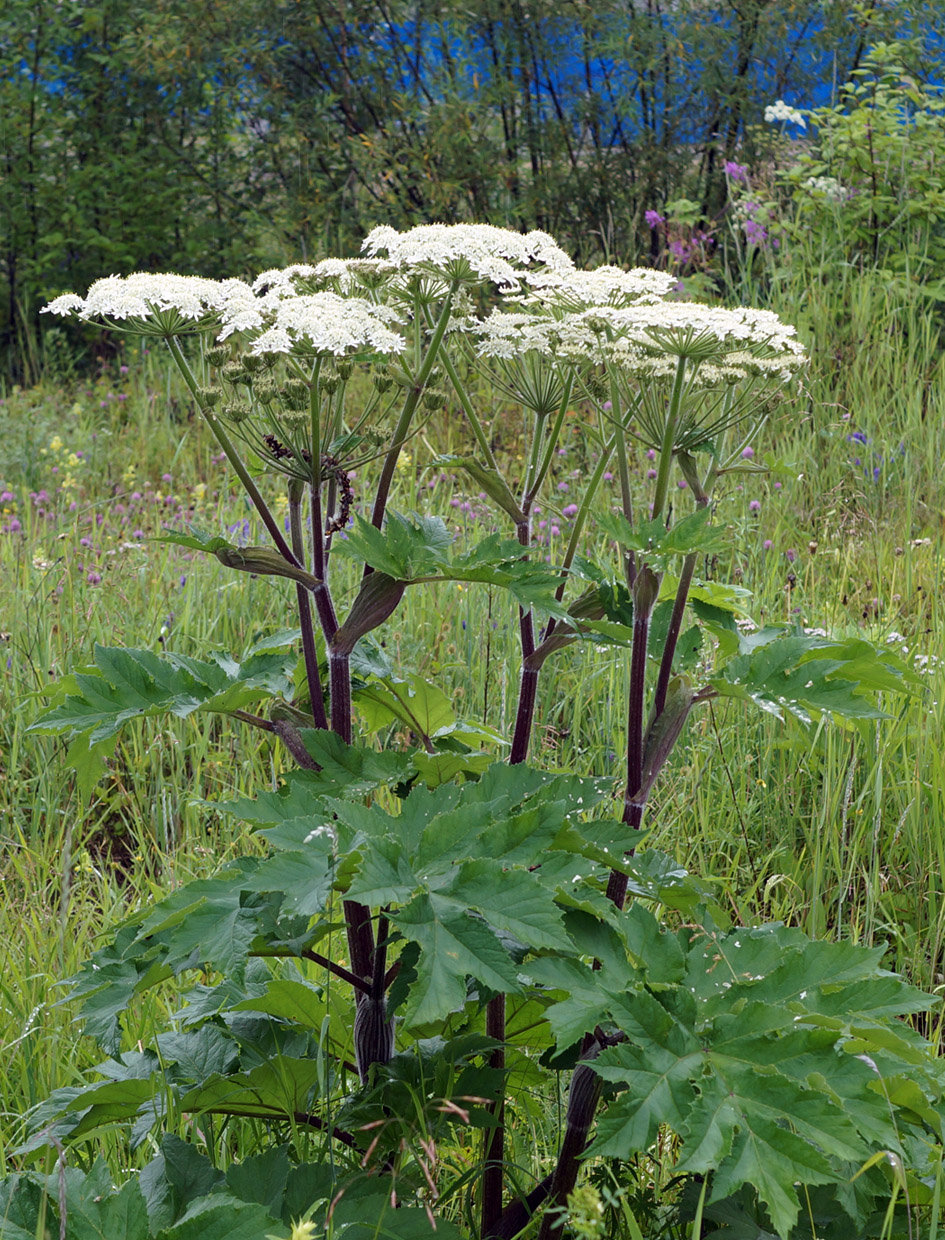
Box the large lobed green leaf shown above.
[708,628,920,725]
[31,643,295,743]
[538,907,940,1238]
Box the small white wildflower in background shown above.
[802,175,849,202]
[764,100,807,128]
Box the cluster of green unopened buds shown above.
[44,223,823,1236]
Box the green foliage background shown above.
[2,0,942,379]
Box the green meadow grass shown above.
[3,270,945,1223]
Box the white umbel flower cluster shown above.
[802,175,849,203]
[523,264,678,308]
[251,258,395,297]
[250,264,318,294]
[224,291,405,357]
[42,273,255,335]
[475,309,633,362]
[477,300,804,378]
[764,100,807,128]
[606,302,805,358]
[361,223,575,290]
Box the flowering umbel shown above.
[42,273,255,337]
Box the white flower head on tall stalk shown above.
[478,301,803,373]
[521,264,678,309]
[361,223,575,291]
[252,258,397,298]
[42,273,256,336]
[764,99,807,128]
[596,302,805,371]
[220,290,406,358]
[475,309,630,363]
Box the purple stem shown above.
[653,551,696,720]
[481,991,506,1237]
[508,665,539,767]
[329,652,352,745]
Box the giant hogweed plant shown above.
[8,225,941,1240]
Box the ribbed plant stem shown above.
[484,514,540,1229]
[536,1058,603,1240]
[508,665,539,766]
[653,551,696,719]
[481,992,506,1237]
[289,490,329,732]
[650,354,688,524]
[329,652,352,744]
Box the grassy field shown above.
[3,260,945,1228]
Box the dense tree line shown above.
[1,0,939,377]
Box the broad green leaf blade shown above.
[679,1074,837,1238]
[598,506,729,560]
[334,511,454,579]
[179,1058,323,1119]
[393,897,522,1026]
[353,673,457,739]
[156,1197,279,1240]
[442,859,572,952]
[710,632,916,723]
[225,1145,290,1213]
[50,1163,151,1240]
[31,645,295,742]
